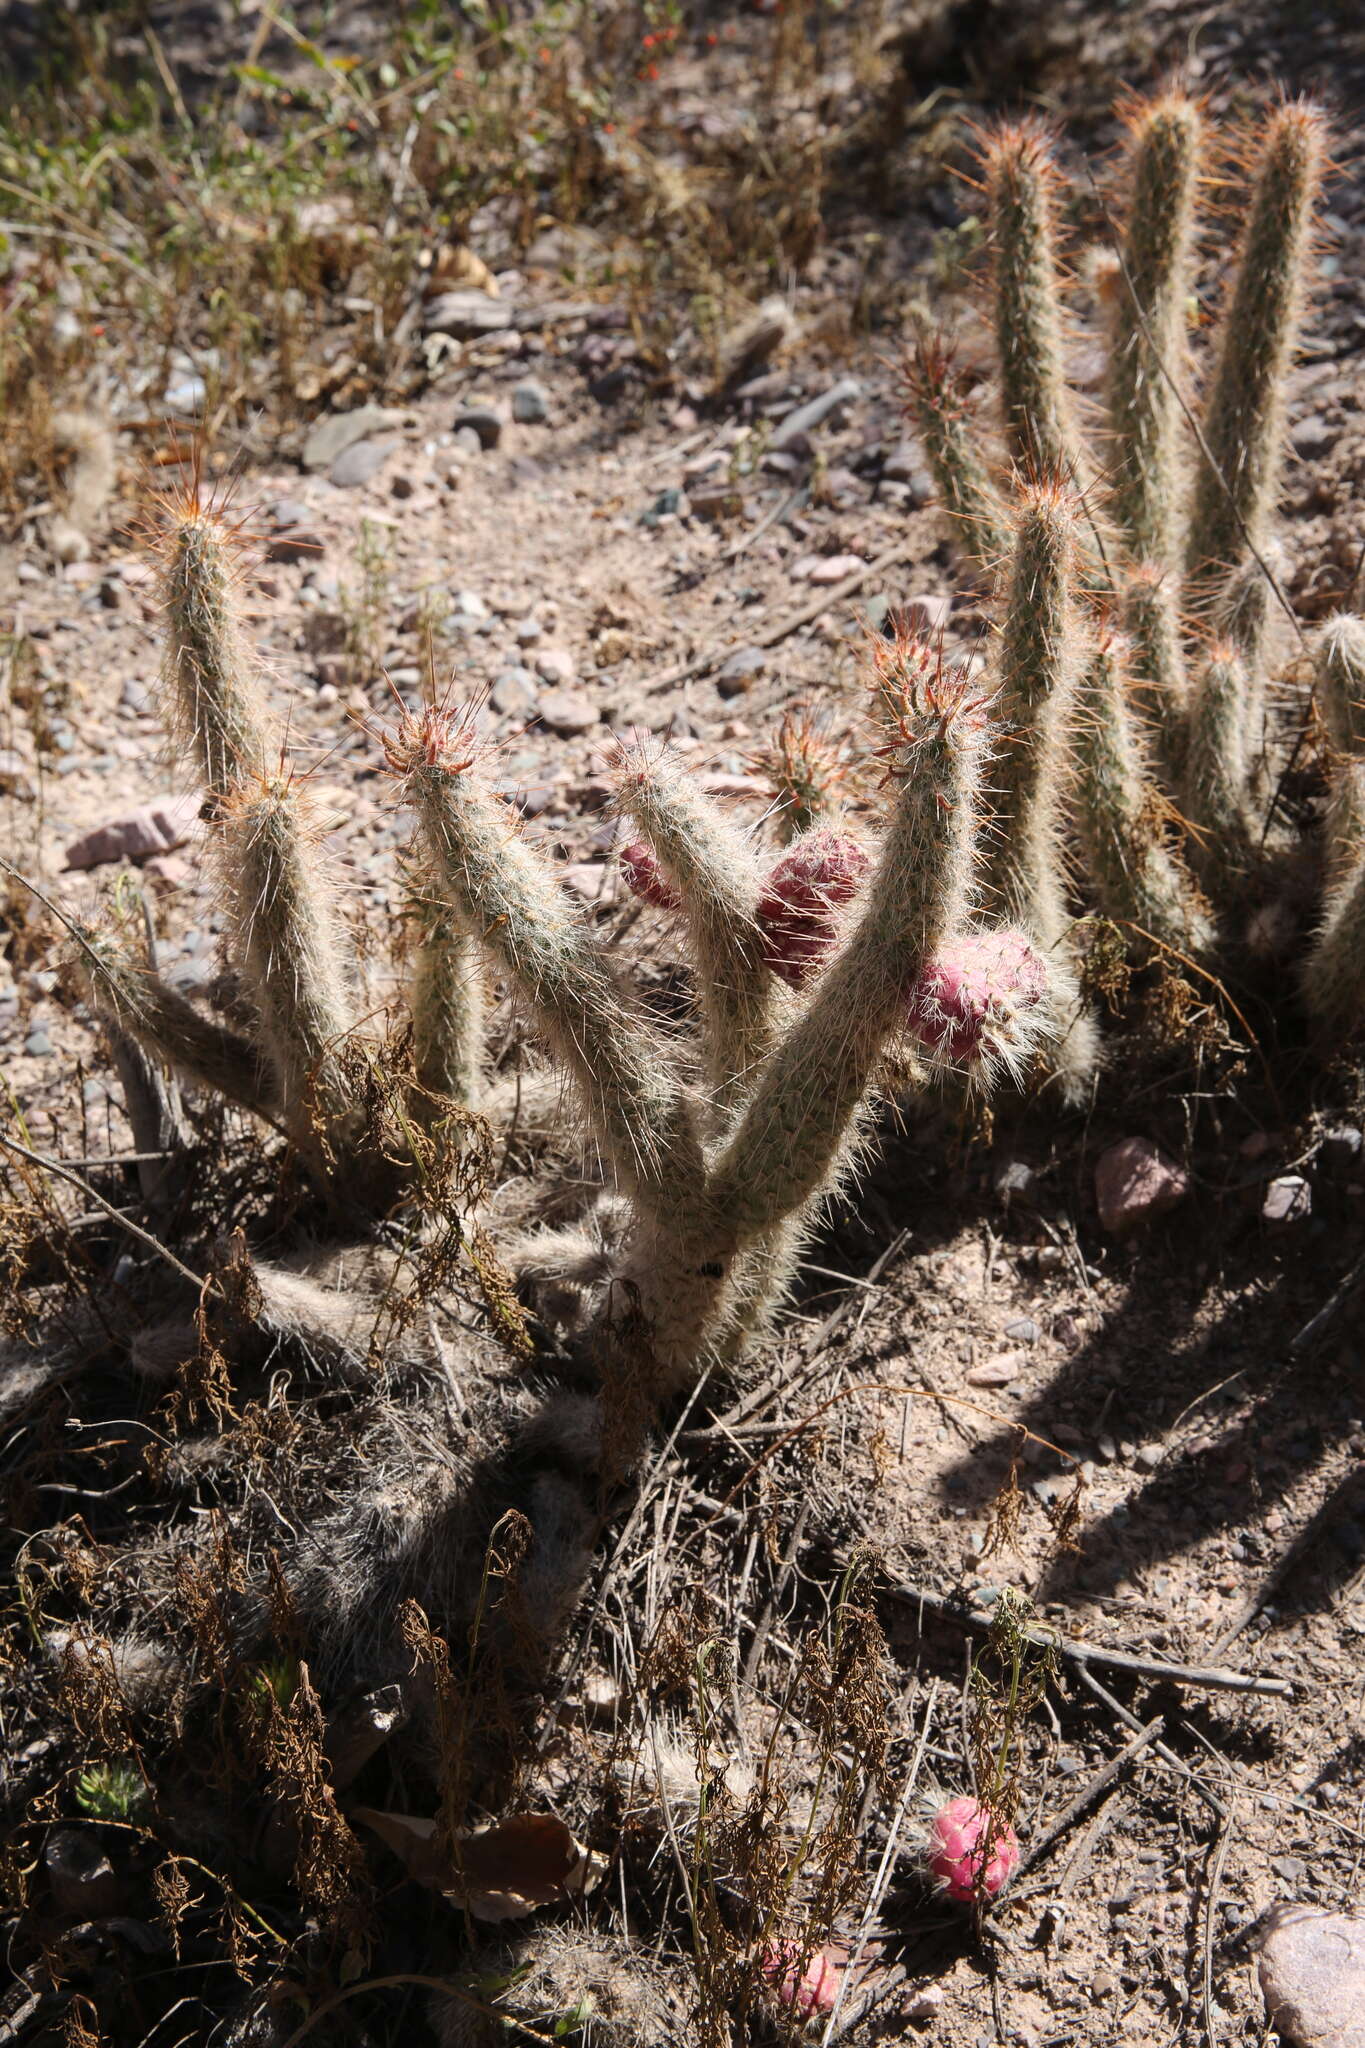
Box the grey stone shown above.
[24,1029,52,1058]
[716,646,767,699]
[44,1829,124,1918]
[1258,1904,1365,2048]
[454,426,484,456]
[1291,414,1337,458]
[535,647,575,684]
[453,405,504,450]
[512,379,550,423]
[769,377,862,452]
[120,679,154,715]
[993,1158,1037,1207]
[640,487,685,526]
[424,291,514,339]
[330,436,396,488]
[303,405,404,474]
[514,617,542,646]
[490,668,537,719]
[883,441,925,483]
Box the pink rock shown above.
[65,796,201,872]
[143,854,194,891]
[1258,1905,1365,2048]
[894,592,952,633]
[927,1796,1020,1903]
[560,862,618,903]
[756,829,871,986]
[534,647,576,685]
[965,1354,1023,1387]
[1094,1137,1189,1235]
[807,553,867,585]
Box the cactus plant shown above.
[907,91,1359,1055]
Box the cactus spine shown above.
[1183,640,1258,894]
[983,121,1079,482]
[1186,101,1327,587]
[1074,632,1214,953]
[1106,93,1204,567]
[1120,563,1189,744]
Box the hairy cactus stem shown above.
[71,924,276,1121]
[1106,91,1204,568]
[982,120,1081,482]
[388,705,704,1219]
[1186,100,1328,588]
[1182,639,1259,895]
[754,708,849,843]
[610,737,776,1120]
[219,775,356,1151]
[1121,562,1190,762]
[900,337,1009,569]
[983,481,1101,1097]
[408,879,484,1118]
[159,502,275,796]
[1314,613,1365,878]
[1075,631,1216,955]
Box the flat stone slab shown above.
[303,405,404,473]
[1259,1905,1365,2048]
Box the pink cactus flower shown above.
[905,928,1048,1067]
[756,829,871,987]
[926,1795,1020,1902]
[618,839,681,910]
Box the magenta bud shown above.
[905,928,1047,1064]
[756,829,871,987]
[619,840,682,910]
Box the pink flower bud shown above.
[905,929,1047,1066]
[926,1796,1020,1902]
[756,829,871,987]
[760,1941,846,2017]
[619,840,681,910]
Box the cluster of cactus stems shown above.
[70,496,1052,1424]
[903,91,1365,1047]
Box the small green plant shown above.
[75,1758,150,1823]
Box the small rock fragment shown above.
[0,749,36,800]
[302,405,404,474]
[538,688,597,735]
[769,377,862,452]
[1263,1174,1312,1225]
[535,648,576,685]
[806,553,867,585]
[424,291,514,339]
[453,405,504,450]
[490,668,537,719]
[965,1355,1022,1388]
[717,646,767,698]
[1094,1137,1189,1235]
[45,1829,124,1918]
[1258,1903,1365,2048]
[65,797,201,871]
[330,436,395,488]
[511,379,550,424]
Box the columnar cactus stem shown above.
[409,890,484,1116]
[1121,562,1189,749]
[1183,640,1258,892]
[1314,613,1365,874]
[706,656,985,1251]
[1106,92,1204,568]
[983,482,1100,1097]
[161,506,275,796]
[219,778,356,1146]
[1075,632,1215,954]
[982,121,1079,482]
[611,739,776,1118]
[755,709,849,843]
[1303,617,1365,1030]
[71,925,275,1120]
[389,706,704,1216]
[1186,101,1328,586]
[901,338,1009,568]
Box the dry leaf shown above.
[426,244,500,298]
[350,1808,605,1922]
